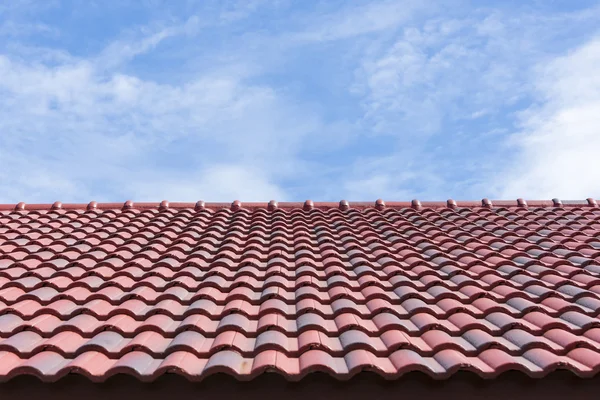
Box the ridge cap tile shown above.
[1,199,600,212]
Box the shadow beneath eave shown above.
[1,371,599,400]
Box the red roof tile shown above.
[1,199,600,382]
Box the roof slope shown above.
[1,199,600,382]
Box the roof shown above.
[1,198,600,383]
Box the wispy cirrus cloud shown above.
[96,16,201,69]
[0,21,59,38]
[290,0,432,42]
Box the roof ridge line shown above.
[0,198,598,212]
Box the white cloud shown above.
[0,0,59,14]
[218,0,273,23]
[129,165,287,202]
[336,152,448,200]
[0,19,323,203]
[340,6,600,201]
[497,37,600,199]
[352,5,600,138]
[97,16,201,69]
[342,174,416,201]
[0,21,58,37]
[352,14,533,135]
[291,0,429,42]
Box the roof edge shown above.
[0,198,598,212]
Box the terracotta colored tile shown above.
[434,349,490,373]
[255,330,293,352]
[0,331,45,354]
[560,311,599,328]
[541,296,580,313]
[136,314,173,334]
[422,329,475,353]
[21,351,69,375]
[113,351,162,376]
[441,312,480,332]
[389,349,443,374]
[1,202,600,383]
[102,313,139,333]
[43,331,87,355]
[217,313,252,333]
[522,348,577,370]
[503,329,561,352]
[0,287,26,302]
[339,329,384,352]
[479,349,541,373]
[463,329,513,352]
[0,352,24,375]
[345,349,391,374]
[567,348,600,369]
[204,350,248,374]
[543,328,592,349]
[83,331,128,354]
[299,349,346,374]
[582,327,600,344]
[165,331,207,354]
[156,351,205,377]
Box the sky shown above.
[0,0,599,203]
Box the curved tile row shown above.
[1,242,599,273]
[1,265,600,298]
[0,291,598,320]
[4,221,600,242]
[0,327,599,359]
[4,209,598,225]
[4,224,600,246]
[3,234,599,258]
[2,233,598,260]
[1,246,599,272]
[3,219,599,243]
[2,258,600,295]
[3,226,600,251]
[1,228,596,246]
[0,258,600,288]
[4,237,598,264]
[0,310,598,338]
[0,277,599,309]
[5,232,592,246]
[0,347,599,382]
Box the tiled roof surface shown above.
[1,199,600,382]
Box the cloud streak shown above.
[291,0,431,42]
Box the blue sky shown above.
[1,0,599,203]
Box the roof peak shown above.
[1,198,598,212]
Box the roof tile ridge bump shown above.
[0,198,599,212]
